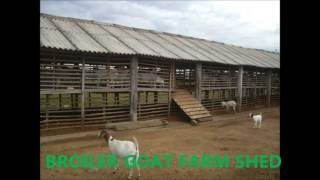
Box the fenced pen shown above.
[40,13,280,132]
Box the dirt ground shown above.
[40,108,280,180]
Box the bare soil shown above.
[40,108,280,180]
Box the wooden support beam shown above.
[267,69,272,107]
[102,93,106,120]
[81,58,85,128]
[130,57,138,121]
[146,92,149,104]
[195,63,202,101]
[105,92,108,106]
[115,92,119,105]
[205,90,209,100]
[154,92,158,104]
[167,62,173,117]
[88,92,91,108]
[238,66,243,112]
[71,94,74,108]
[45,94,49,129]
[59,94,62,109]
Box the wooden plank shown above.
[130,57,138,121]
[168,62,173,118]
[195,63,202,101]
[173,94,194,98]
[190,113,211,120]
[183,107,206,112]
[267,69,272,107]
[238,66,243,112]
[173,97,197,102]
[180,104,203,109]
[81,58,85,128]
[186,110,210,116]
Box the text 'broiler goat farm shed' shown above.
[40,13,280,133]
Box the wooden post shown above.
[105,92,108,106]
[102,93,106,121]
[172,62,176,91]
[59,94,62,109]
[88,93,91,107]
[75,94,79,108]
[81,58,85,128]
[238,66,243,112]
[130,57,138,121]
[267,69,272,107]
[205,90,209,99]
[45,94,49,129]
[168,62,173,118]
[71,94,74,108]
[195,63,202,101]
[146,92,149,104]
[115,92,119,105]
[154,92,158,104]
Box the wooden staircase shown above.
[173,89,213,125]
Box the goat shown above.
[221,100,237,113]
[98,129,140,179]
[249,113,263,128]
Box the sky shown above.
[40,0,280,52]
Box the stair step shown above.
[190,114,212,120]
[174,98,197,103]
[174,92,192,95]
[186,110,210,116]
[173,89,212,124]
[184,107,206,112]
[174,101,199,106]
[174,94,193,97]
[180,104,203,109]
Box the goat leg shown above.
[112,166,119,174]
[127,168,133,179]
[258,121,261,128]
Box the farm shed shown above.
[40,13,280,131]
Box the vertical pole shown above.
[45,94,49,129]
[102,93,106,121]
[254,72,257,108]
[267,69,272,107]
[105,92,108,106]
[195,63,202,101]
[130,57,138,121]
[81,58,85,129]
[75,94,79,108]
[71,94,74,108]
[172,62,176,91]
[238,66,243,112]
[115,93,119,105]
[59,94,62,109]
[154,92,158,104]
[146,92,149,104]
[168,62,173,118]
[205,90,209,99]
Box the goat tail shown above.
[132,136,139,164]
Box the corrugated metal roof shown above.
[40,13,280,69]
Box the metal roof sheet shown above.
[40,13,279,69]
[77,22,136,54]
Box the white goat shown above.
[249,113,263,128]
[221,100,237,113]
[98,129,140,179]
